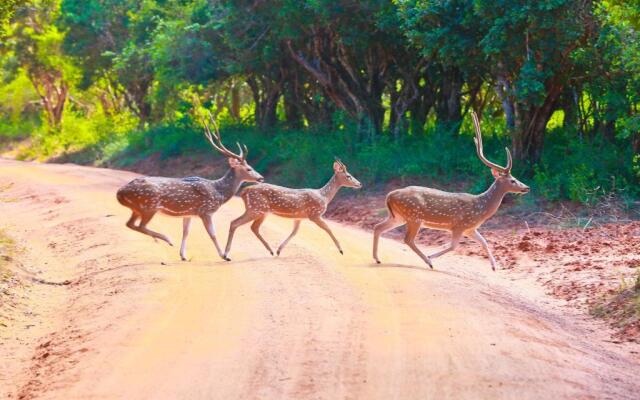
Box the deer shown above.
[223,159,362,260]
[372,112,529,270]
[116,114,264,261]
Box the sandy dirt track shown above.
[1,158,639,400]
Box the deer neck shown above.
[476,180,508,222]
[212,168,243,201]
[319,174,342,204]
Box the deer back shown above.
[241,183,327,218]
[117,176,225,217]
[387,186,490,230]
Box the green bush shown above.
[114,120,511,193]
[3,110,637,205]
[531,129,637,203]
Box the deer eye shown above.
[510,179,516,183]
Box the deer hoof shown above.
[269,251,274,256]
[339,250,344,255]
[375,260,381,264]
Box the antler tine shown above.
[471,111,507,173]
[235,142,244,160]
[203,111,243,161]
[201,117,220,151]
[242,143,249,160]
[504,146,513,172]
[201,117,229,156]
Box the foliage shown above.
[0,0,639,204]
[0,0,20,38]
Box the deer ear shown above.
[228,158,241,168]
[333,160,344,173]
[491,168,501,179]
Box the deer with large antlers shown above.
[223,159,362,260]
[116,114,263,261]
[373,112,529,270]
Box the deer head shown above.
[202,113,264,183]
[471,112,529,195]
[333,159,362,189]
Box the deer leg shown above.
[468,229,498,271]
[250,215,274,256]
[125,212,139,230]
[180,217,191,261]
[310,217,343,255]
[136,212,173,246]
[277,220,301,256]
[200,214,225,261]
[428,230,462,260]
[403,221,433,268]
[224,211,261,260]
[372,215,404,264]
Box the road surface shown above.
[1,159,638,399]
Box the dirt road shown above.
[1,159,639,399]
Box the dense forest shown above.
[0,0,639,204]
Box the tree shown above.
[2,0,74,128]
[400,0,597,164]
[477,0,596,164]
[60,0,161,123]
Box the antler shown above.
[202,111,246,161]
[471,111,512,173]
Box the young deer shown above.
[373,112,529,270]
[223,159,362,260]
[116,116,263,261]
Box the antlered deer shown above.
[373,112,529,270]
[223,159,362,260]
[116,115,263,261]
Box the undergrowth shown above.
[591,270,640,340]
[1,115,638,206]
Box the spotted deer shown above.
[372,112,529,270]
[116,115,263,261]
[223,159,362,260]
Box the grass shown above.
[591,270,640,339]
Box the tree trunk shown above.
[512,83,563,165]
[261,93,279,129]
[247,76,281,130]
[435,67,463,134]
[495,77,515,130]
[230,82,241,121]
[286,36,388,140]
[29,71,68,129]
[283,82,303,129]
[559,87,578,131]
